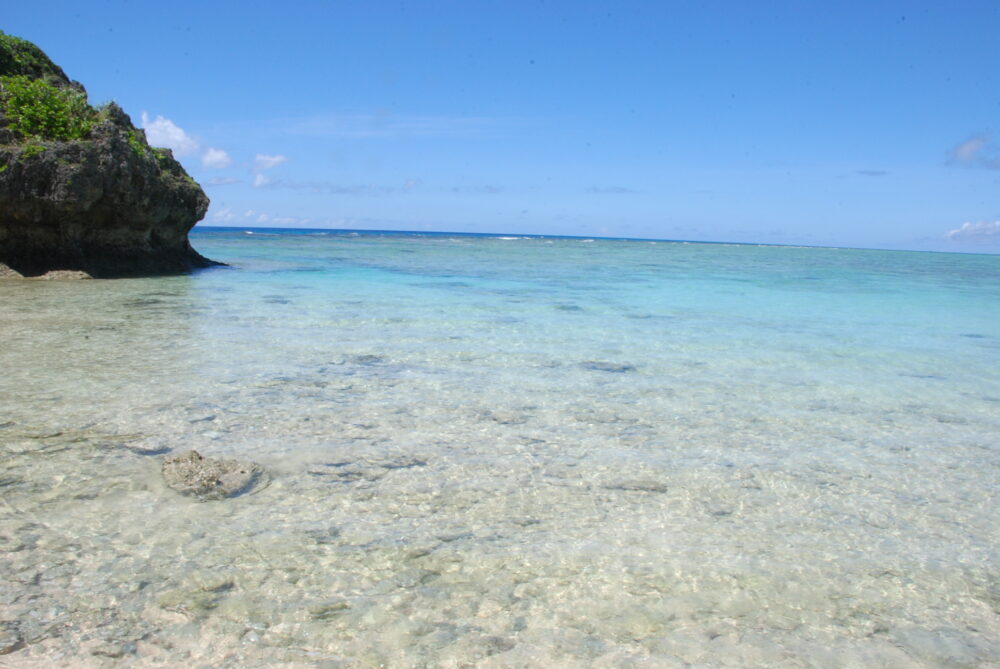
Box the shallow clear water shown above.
[1,229,998,667]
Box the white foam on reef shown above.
[0,234,997,666]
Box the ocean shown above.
[1,227,997,667]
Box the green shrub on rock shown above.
[0,74,96,141]
[20,142,45,159]
[126,129,148,158]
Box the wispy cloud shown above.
[254,154,288,171]
[451,185,503,194]
[206,177,242,186]
[856,169,887,177]
[210,207,238,222]
[250,154,289,187]
[944,221,1000,242]
[253,177,417,195]
[948,134,999,169]
[281,113,505,139]
[585,186,638,194]
[204,207,421,232]
[208,206,311,227]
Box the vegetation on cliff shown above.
[0,30,70,81]
[0,75,96,141]
[0,30,217,278]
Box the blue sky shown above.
[6,1,1000,252]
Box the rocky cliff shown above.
[0,31,218,278]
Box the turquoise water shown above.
[1,228,997,666]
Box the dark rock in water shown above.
[0,32,219,278]
[350,354,385,365]
[601,479,668,493]
[307,454,426,484]
[0,621,23,655]
[481,408,530,425]
[124,443,172,456]
[304,525,341,544]
[580,361,637,373]
[307,599,351,620]
[161,450,265,501]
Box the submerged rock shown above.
[0,621,23,655]
[580,361,637,373]
[0,31,219,278]
[601,478,669,493]
[161,450,265,501]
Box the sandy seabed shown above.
[1,236,997,667]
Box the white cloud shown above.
[944,221,1000,241]
[201,147,232,169]
[210,207,238,222]
[254,154,288,171]
[141,113,237,173]
[140,112,200,156]
[253,173,271,188]
[206,177,242,186]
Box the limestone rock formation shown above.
[161,450,266,501]
[0,31,219,277]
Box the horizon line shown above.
[192,225,1000,257]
